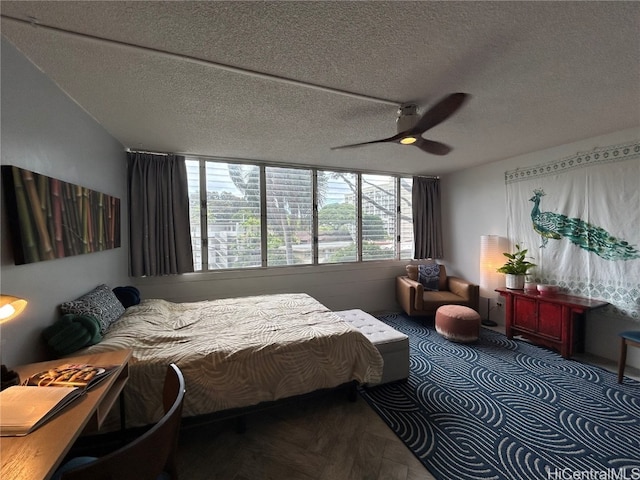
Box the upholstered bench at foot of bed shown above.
[335,309,409,385]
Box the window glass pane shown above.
[361,174,396,261]
[205,162,262,269]
[318,171,357,263]
[185,159,203,270]
[266,167,313,266]
[400,177,414,260]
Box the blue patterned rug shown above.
[359,313,640,480]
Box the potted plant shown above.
[496,244,536,289]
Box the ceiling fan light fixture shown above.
[396,104,419,133]
[331,93,468,155]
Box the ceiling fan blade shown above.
[414,137,452,156]
[409,93,470,135]
[331,132,405,150]
[332,92,467,154]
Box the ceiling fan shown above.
[331,93,470,155]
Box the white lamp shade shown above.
[480,235,504,298]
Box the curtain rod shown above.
[2,14,401,107]
[126,149,438,179]
[126,148,170,156]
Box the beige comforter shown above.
[81,293,383,426]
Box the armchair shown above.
[396,264,479,317]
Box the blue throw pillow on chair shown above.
[418,264,440,291]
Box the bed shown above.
[78,293,384,427]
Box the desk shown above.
[496,288,608,358]
[0,349,131,480]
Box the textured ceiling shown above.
[1,1,639,176]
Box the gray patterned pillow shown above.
[60,284,125,334]
[418,264,441,291]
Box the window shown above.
[265,166,313,266]
[187,158,414,271]
[318,171,357,264]
[361,174,396,261]
[186,160,261,270]
[186,160,202,267]
[399,177,414,260]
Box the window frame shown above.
[187,156,413,272]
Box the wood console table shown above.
[496,288,608,359]
[0,349,131,480]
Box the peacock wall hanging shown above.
[529,189,640,261]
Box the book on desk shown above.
[0,363,116,436]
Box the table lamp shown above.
[1,294,28,390]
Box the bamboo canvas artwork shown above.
[1,166,121,265]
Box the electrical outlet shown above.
[496,301,503,308]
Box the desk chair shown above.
[617,331,640,384]
[56,363,185,480]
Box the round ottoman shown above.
[435,305,480,343]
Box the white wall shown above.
[0,39,129,366]
[441,127,640,368]
[134,260,407,314]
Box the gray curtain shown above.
[128,152,194,276]
[412,176,443,259]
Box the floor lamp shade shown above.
[480,235,504,298]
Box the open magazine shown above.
[24,363,117,390]
[0,363,118,436]
[0,386,83,436]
